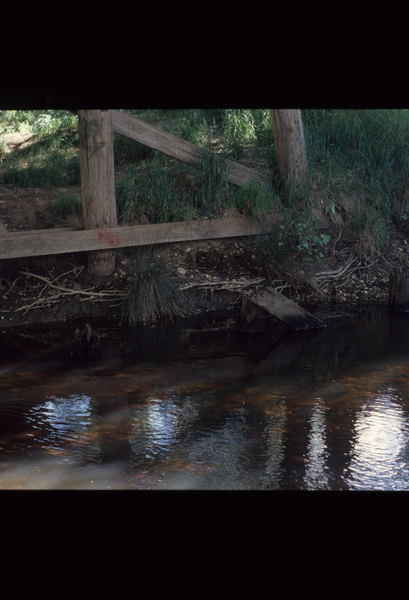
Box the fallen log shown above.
[249,286,325,331]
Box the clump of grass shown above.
[52,193,82,220]
[350,202,390,258]
[233,179,282,220]
[178,110,212,146]
[199,144,231,216]
[223,109,258,159]
[116,158,201,224]
[122,249,193,325]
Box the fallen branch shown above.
[16,270,126,315]
[179,277,265,291]
[314,257,357,282]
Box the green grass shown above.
[3,149,80,187]
[52,193,82,220]
[115,157,202,224]
[301,109,409,254]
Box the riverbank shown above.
[0,222,402,329]
[0,226,399,362]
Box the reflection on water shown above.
[304,399,329,490]
[345,388,409,490]
[25,394,102,463]
[4,309,409,489]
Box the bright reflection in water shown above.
[24,394,101,462]
[345,388,409,490]
[304,398,330,490]
[28,394,93,432]
[129,395,187,464]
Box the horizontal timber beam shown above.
[0,217,281,261]
[111,110,271,188]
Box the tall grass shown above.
[115,158,202,224]
[301,109,409,253]
[199,144,231,215]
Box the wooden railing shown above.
[0,110,277,274]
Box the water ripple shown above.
[344,388,409,490]
[23,394,101,462]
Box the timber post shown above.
[388,267,409,311]
[78,109,118,276]
[270,109,308,192]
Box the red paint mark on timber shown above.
[97,229,120,246]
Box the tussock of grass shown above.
[122,250,193,325]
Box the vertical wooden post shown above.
[388,268,409,311]
[270,109,308,190]
[78,109,117,276]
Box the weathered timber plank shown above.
[0,217,279,260]
[251,286,325,330]
[111,110,271,188]
[270,110,308,187]
[4,227,78,237]
[79,109,117,276]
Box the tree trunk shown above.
[78,109,117,276]
[270,109,308,190]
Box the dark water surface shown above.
[2,309,409,490]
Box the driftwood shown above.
[249,286,325,331]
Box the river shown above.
[2,308,409,490]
